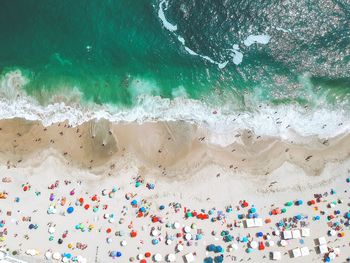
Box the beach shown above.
[0,118,349,262]
[1,0,350,262]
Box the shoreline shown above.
[0,118,349,179]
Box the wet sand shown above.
[0,118,349,179]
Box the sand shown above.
[0,118,349,262]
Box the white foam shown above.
[0,70,349,147]
[275,27,292,33]
[158,0,228,69]
[229,45,244,65]
[243,34,271,47]
[158,0,177,32]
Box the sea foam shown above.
[0,70,349,147]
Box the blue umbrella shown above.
[67,207,74,214]
[204,257,214,263]
[215,246,223,253]
[207,244,216,252]
[256,232,263,237]
[214,255,224,263]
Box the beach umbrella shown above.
[224,235,233,242]
[176,244,183,252]
[151,229,159,236]
[110,251,117,257]
[281,208,287,213]
[154,253,162,262]
[64,253,72,259]
[295,200,303,206]
[48,227,55,234]
[173,222,180,229]
[285,201,293,207]
[184,226,191,233]
[29,224,35,230]
[204,257,213,263]
[295,214,302,220]
[259,241,265,250]
[159,205,165,210]
[121,240,127,246]
[130,230,137,237]
[152,239,159,245]
[45,251,52,260]
[241,236,248,243]
[214,255,224,263]
[116,252,122,258]
[207,244,216,252]
[221,230,228,236]
[250,207,257,213]
[246,248,253,253]
[67,207,74,214]
[53,252,61,260]
[256,232,263,237]
[185,233,192,241]
[215,246,223,253]
[166,253,176,262]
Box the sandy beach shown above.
[0,118,349,263]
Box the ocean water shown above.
[0,0,349,143]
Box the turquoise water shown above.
[0,0,349,110]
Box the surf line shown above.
[158,0,228,69]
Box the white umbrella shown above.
[154,253,163,262]
[176,244,184,252]
[53,252,61,260]
[184,226,191,233]
[185,233,192,241]
[167,253,176,262]
[45,251,52,259]
[151,229,159,236]
[48,227,55,234]
[173,222,180,229]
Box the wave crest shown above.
[0,70,349,146]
